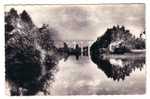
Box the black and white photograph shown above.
[4,4,146,96]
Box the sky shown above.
[5,4,145,40]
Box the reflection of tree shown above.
[96,58,145,81]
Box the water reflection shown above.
[56,42,145,81]
[51,54,145,95]
[48,40,146,95]
[96,58,145,81]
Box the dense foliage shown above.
[90,25,145,63]
[5,8,58,95]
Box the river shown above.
[49,55,145,95]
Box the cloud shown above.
[5,4,145,40]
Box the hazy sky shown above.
[5,4,145,40]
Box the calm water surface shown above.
[50,56,145,95]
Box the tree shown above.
[5,8,59,95]
[90,25,145,76]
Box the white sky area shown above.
[5,4,145,40]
